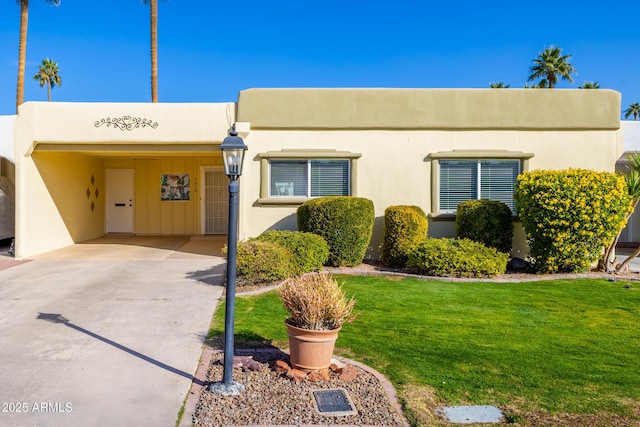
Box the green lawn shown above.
[208,275,640,421]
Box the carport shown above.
[13,102,238,259]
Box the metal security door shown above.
[202,168,228,234]
[106,169,134,233]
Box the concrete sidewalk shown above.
[0,240,225,427]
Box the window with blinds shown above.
[269,159,350,198]
[439,159,520,212]
[270,160,308,196]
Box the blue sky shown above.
[1,1,640,117]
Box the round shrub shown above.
[456,200,513,254]
[297,196,375,267]
[234,241,294,285]
[253,230,329,275]
[514,169,633,273]
[382,205,428,267]
[407,238,509,278]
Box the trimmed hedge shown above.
[382,205,428,267]
[234,240,294,284]
[297,196,375,267]
[456,200,513,254]
[253,230,329,275]
[514,169,633,273]
[407,238,509,278]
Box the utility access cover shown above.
[436,405,504,424]
[312,388,357,416]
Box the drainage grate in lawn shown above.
[311,388,357,416]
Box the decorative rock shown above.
[329,363,343,374]
[273,359,291,373]
[232,355,252,368]
[339,365,358,382]
[308,369,330,382]
[286,368,307,383]
[330,357,346,369]
[242,360,263,372]
[232,355,262,372]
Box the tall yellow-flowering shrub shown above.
[514,169,633,273]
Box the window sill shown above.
[257,197,309,206]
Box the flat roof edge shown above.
[237,88,621,130]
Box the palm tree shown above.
[527,46,576,89]
[33,58,61,101]
[15,0,60,113]
[524,81,548,89]
[489,82,510,88]
[579,81,600,89]
[142,0,158,102]
[624,102,640,121]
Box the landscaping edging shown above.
[233,265,640,299]
[323,265,640,283]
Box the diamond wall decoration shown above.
[87,174,99,213]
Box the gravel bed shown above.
[193,350,407,426]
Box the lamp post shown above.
[209,126,248,396]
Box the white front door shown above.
[201,167,228,234]
[106,169,134,233]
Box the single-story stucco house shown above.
[0,88,628,260]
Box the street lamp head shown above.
[219,126,248,180]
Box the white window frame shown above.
[268,159,350,198]
[428,150,534,216]
[438,159,521,213]
[257,150,361,205]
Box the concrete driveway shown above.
[0,237,225,427]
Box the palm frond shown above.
[623,102,640,120]
[625,170,640,202]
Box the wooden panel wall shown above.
[105,157,218,235]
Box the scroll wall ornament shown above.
[94,116,158,131]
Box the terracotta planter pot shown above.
[285,319,341,372]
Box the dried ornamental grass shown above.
[280,273,357,330]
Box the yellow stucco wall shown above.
[238,128,622,258]
[23,152,105,256]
